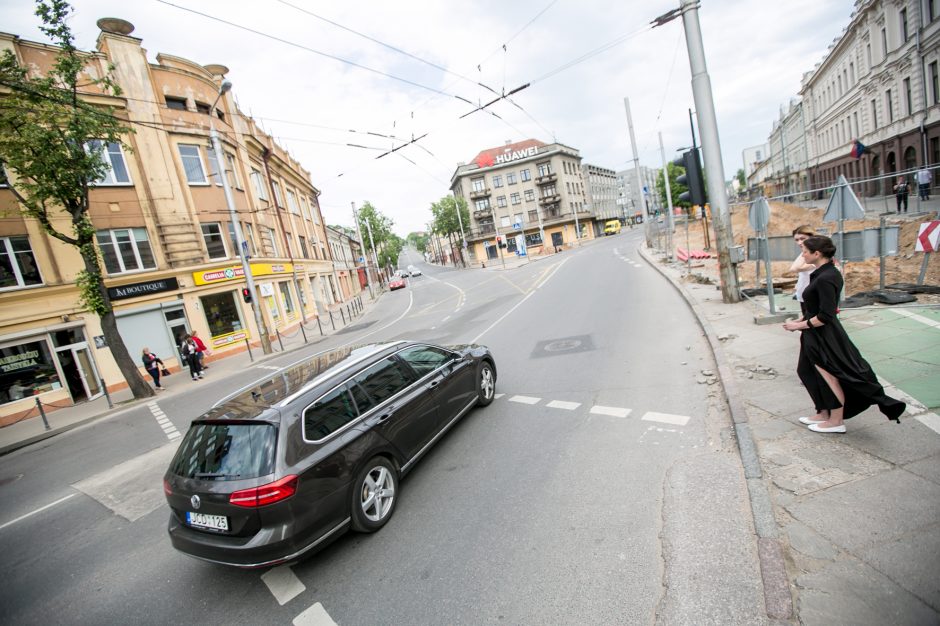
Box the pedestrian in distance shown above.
[179,334,204,381]
[191,329,210,369]
[893,175,910,213]
[783,236,905,433]
[916,165,932,200]
[784,225,816,318]
[141,347,166,391]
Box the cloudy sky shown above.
[1,0,854,235]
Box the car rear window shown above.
[170,423,276,480]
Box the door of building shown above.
[54,343,102,402]
[164,309,190,358]
[551,232,564,249]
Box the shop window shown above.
[178,144,207,184]
[96,228,156,274]
[0,339,62,404]
[201,223,228,259]
[201,291,244,338]
[0,235,43,290]
[87,140,131,185]
[279,281,295,315]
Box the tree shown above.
[0,0,154,399]
[429,195,470,266]
[355,201,401,270]
[735,168,746,190]
[656,161,690,209]
[406,231,429,254]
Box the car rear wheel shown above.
[351,457,398,532]
[477,361,496,406]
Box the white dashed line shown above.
[546,400,581,410]
[293,602,338,626]
[442,315,451,322]
[642,411,691,426]
[256,365,281,371]
[590,405,631,418]
[262,565,306,606]
[0,493,77,532]
[509,395,540,405]
[148,401,180,440]
[494,393,505,399]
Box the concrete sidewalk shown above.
[0,290,386,456]
[640,246,940,625]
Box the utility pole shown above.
[655,0,740,302]
[659,131,675,260]
[352,202,374,299]
[624,97,648,246]
[363,207,381,285]
[452,189,468,267]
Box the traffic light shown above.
[671,149,707,207]
[241,287,252,303]
[496,235,505,248]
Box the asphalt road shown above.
[0,230,764,625]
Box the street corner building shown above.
[0,19,363,425]
[451,139,607,264]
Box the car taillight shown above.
[163,479,172,497]
[229,475,298,508]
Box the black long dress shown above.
[797,262,905,422]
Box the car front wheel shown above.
[351,457,398,532]
[477,361,496,406]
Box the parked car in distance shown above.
[163,341,497,568]
[389,276,406,290]
[604,220,622,236]
[407,265,422,277]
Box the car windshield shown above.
[170,422,276,480]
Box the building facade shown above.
[616,166,659,218]
[325,226,365,301]
[0,20,346,422]
[583,163,619,230]
[452,139,596,264]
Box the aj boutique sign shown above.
[108,277,180,301]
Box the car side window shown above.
[397,345,453,377]
[304,384,358,440]
[349,382,375,415]
[354,357,416,405]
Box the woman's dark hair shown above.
[802,235,836,259]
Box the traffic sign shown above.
[916,221,940,252]
[748,197,770,232]
[513,222,522,231]
[823,175,865,222]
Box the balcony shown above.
[535,172,557,185]
[538,193,560,205]
[473,207,492,219]
[469,187,491,200]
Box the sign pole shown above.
[918,253,931,285]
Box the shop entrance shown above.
[551,232,564,249]
[54,342,101,403]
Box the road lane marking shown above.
[149,401,180,440]
[256,365,282,371]
[509,395,540,405]
[0,493,77,532]
[293,602,338,626]
[499,274,528,295]
[546,400,581,410]
[917,412,940,436]
[892,308,940,330]
[642,411,691,426]
[590,405,631,418]
[262,565,306,606]
[442,315,451,322]
[494,393,505,399]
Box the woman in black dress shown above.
[783,236,905,433]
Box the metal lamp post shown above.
[209,81,271,354]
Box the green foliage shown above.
[735,168,746,189]
[356,201,401,268]
[656,161,690,209]
[406,231,430,253]
[429,195,470,238]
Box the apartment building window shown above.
[520,169,531,181]
[299,196,311,222]
[261,226,279,257]
[0,236,42,290]
[309,197,321,223]
[475,198,491,211]
[496,195,507,208]
[286,190,300,214]
[96,228,156,274]
[537,162,552,177]
[524,189,535,202]
[165,96,187,110]
[853,112,859,137]
[849,62,855,84]
[904,78,912,116]
[837,75,843,96]
[506,172,517,185]
[471,178,485,192]
[243,223,257,257]
[931,62,939,105]
[886,89,894,123]
[201,223,228,260]
[871,99,878,129]
[492,175,503,188]
[284,232,294,257]
[881,28,887,58]
[178,144,207,184]
[866,43,872,69]
[500,216,511,228]
[899,8,908,42]
[566,181,571,193]
[298,236,309,259]
[86,140,131,185]
[513,213,524,225]
[541,184,557,197]
[510,192,521,205]
[271,181,284,207]
[930,0,938,22]
[250,168,268,200]
[563,162,569,175]
[206,150,239,188]
[528,210,538,222]
[226,154,242,189]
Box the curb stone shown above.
[638,245,794,621]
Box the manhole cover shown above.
[544,339,582,352]
[531,335,595,358]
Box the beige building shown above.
[325,226,365,302]
[0,19,345,423]
[451,139,597,264]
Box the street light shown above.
[208,81,271,354]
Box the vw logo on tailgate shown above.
[190,494,201,510]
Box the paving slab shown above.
[784,521,839,560]
[903,454,940,485]
[859,522,940,612]
[847,419,940,465]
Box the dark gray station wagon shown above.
[163,341,496,568]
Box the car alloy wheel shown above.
[477,362,495,406]
[351,457,397,532]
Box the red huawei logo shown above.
[476,152,495,168]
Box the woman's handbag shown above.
[161,368,171,376]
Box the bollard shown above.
[317,316,323,336]
[347,303,352,320]
[329,310,335,330]
[35,397,50,431]
[340,307,346,325]
[244,337,254,362]
[276,329,284,352]
[100,377,114,409]
[300,323,307,343]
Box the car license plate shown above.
[186,511,229,531]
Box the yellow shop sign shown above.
[193,263,293,286]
